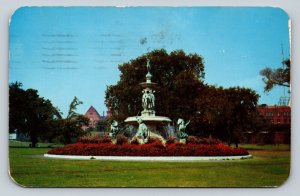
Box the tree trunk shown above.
[235,141,239,148]
[30,133,38,148]
[227,131,232,146]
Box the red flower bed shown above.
[48,142,249,157]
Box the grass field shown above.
[9,140,63,148]
[8,143,290,187]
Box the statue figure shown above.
[109,120,119,138]
[142,89,155,110]
[142,90,148,109]
[149,90,155,109]
[135,117,149,143]
[177,118,190,139]
[146,59,151,73]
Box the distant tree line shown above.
[9,82,89,147]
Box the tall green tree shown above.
[222,87,260,147]
[195,85,261,146]
[260,58,290,92]
[194,85,229,137]
[9,82,61,147]
[105,49,205,125]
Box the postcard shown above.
[9,7,291,187]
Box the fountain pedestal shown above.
[124,60,171,144]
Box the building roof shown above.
[84,106,101,121]
[257,104,291,109]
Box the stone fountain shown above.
[124,60,172,144]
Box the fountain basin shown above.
[125,116,173,141]
[124,116,171,125]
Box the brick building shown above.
[83,106,102,130]
[257,105,291,125]
[256,104,291,144]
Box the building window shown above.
[277,112,280,116]
[266,112,273,117]
[277,119,281,124]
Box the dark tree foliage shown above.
[222,87,260,147]
[9,82,61,147]
[194,85,261,146]
[105,49,205,125]
[9,83,89,146]
[193,85,229,137]
[95,119,108,132]
[260,58,290,92]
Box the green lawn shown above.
[239,144,290,151]
[9,144,290,187]
[9,140,63,148]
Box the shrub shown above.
[187,136,222,145]
[147,136,164,144]
[77,136,111,144]
[130,137,139,145]
[116,135,128,145]
[166,136,177,144]
[99,136,112,143]
[145,141,165,149]
[77,136,100,143]
[187,136,199,144]
[207,136,222,145]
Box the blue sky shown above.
[9,7,290,116]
